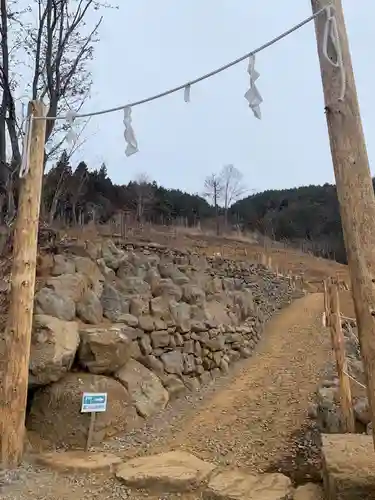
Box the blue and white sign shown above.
[81,392,108,413]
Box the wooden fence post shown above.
[0,101,46,468]
[328,281,356,433]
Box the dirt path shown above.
[2,293,332,499]
[151,292,332,477]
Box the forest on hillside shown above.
[232,183,348,263]
[20,151,355,264]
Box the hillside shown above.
[231,183,346,262]
[14,150,369,265]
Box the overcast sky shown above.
[73,1,373,195]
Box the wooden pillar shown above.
[328,281,355,432]
[311,0,375,445]
[0,101,46,467]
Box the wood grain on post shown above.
[311,0,375,445]
[0,101,46,467]
[323,279,329,327]
[328,282,355,432]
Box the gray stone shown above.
[182,284,206,306]
[139,315,155,332]
[169,301,191,333]
[139,354,165,376]
[129,296,150,317]
[78,324,132,374]
[100,282,130,322]
[117,313,139,328]
[139,335,153,355]
[29,315,79,387]
[161,350,184,375]
[51,254,76,276]
[116,451,215,492]
[151,330,170,348]
[204,468,293,500]
[97,258,116,280]
[74,256,104,296]
[35,287,76,321]
[153,279,183,301]
[76,290,103,324]
[120,277,151,295]
[47,273,88,303]
[161,375,186,399]
[116,359,169,418]
[150,296,171,320]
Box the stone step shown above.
[116,450,294,498]
[322,433,375,499]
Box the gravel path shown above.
[1,293,331,499]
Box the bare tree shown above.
[68,161,88,225]
[204,173,223,236]
[220,164,246,229]
[134,173,154,224]
[0,0,110,218]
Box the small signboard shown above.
[81,392,107,413]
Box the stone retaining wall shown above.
[24,238,300,449]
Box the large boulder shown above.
[34,287,76,321]
[76,290,103,324]
[46,273,88,303]
[27,373,141,449]
[100,282,130,322]
[78,325,132,374]
[29,315,80,387]
[115,359,169,418]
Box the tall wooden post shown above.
[0,101,46,467]
[311,0,375,446]
[328,281,355,432]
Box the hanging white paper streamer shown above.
[322,5,346,101]
[123,106,138,156]
[322,311,326,327]
[184,84,191,103]
[19,115,33,178]
[65,110,78,145]
[244,54,263,119]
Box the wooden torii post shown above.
[311,0,375,448]
[0,101,46,467]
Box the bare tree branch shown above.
[203,173,223,235]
